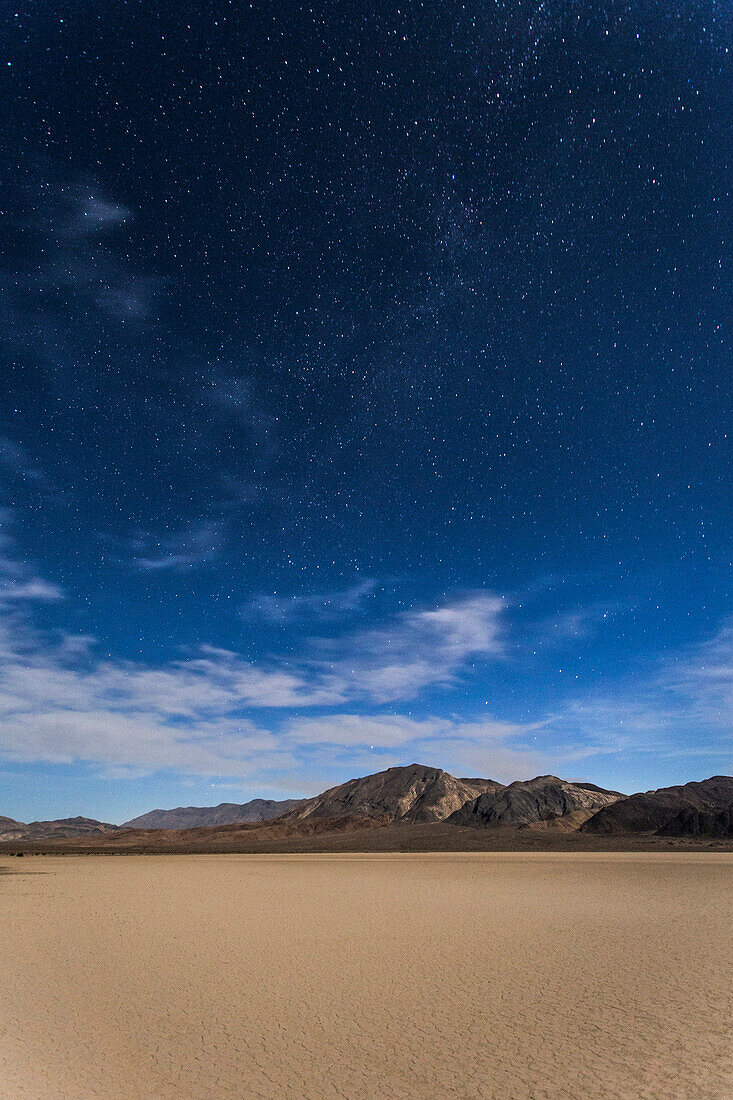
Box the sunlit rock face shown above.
[282,763,505,824]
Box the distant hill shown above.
[89,812,397,850]
[656,803,733,838]
[0,816,120,841]
[448,775,623,829]
[581,776,733,834]
[0,815,25,839]
[280,764,504,824]
[122,798,306,830]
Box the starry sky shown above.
[0,0,730,823]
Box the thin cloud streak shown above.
[0,552,63,605]
[243,578,378,623]
[130,520,226,572]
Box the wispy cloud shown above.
[661,621,733,732]
[71,192,130,234]
[0,617,548,781]
[536,604,617,644]
[203,372,253,411]
[314,592,507,702]
[541,623,733,766]
[278,714,554,788]
[130,520,225,572]
[285,713,448,748]
[0,550,63,605]
[33,181,153,322]
[283,713,546,779]
[0,576,63,603]
[0,567,522,779]
[0,630,330,778]
[243,578,378,623]
[199,366,277,446]
[1,172,156,377]
[0,436,46,484]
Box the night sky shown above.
[1,1,730,822]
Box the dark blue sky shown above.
[0,0,730,822]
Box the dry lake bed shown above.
[1,852,732,1099]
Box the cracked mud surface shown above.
[1,852,732,1099]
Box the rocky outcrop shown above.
[448,775,623,828]
[0,815,26,840]
[657,803,733,838]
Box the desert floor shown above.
[1,853,732,1100]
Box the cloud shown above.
[42,181,155,319]
[279,713,555,785]
[203,372,253,411]
[130,520,225,572]
[0,436,45,484]
[0,566,524,780]
[660,621,733,732]
[0,610,540,781]
[0,550,63,605]
[0,577,63,603]
[243,578,377,623]
[285,712,533,752]
[199,366,278,446]
[73,192,130,235]
[537,605,616,644]
[315,592,506,702]
[1,708,298,780]
[0,533,727,788]
[0,628,332,778]
[540,624,733,765]
[1,171,156,373]
[285,713,448,747]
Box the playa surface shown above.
[1,853,732,1099]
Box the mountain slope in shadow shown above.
[448,775,623,829]
[581,777,733,834]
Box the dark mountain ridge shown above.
[657,804,733,838]
[581,776,733,834]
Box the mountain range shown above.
[0,815,120,842]
[122,798,305,830]
[2,765,732,845]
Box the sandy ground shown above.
[1,854,732,1100]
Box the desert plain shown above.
[1,852,732,1100]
